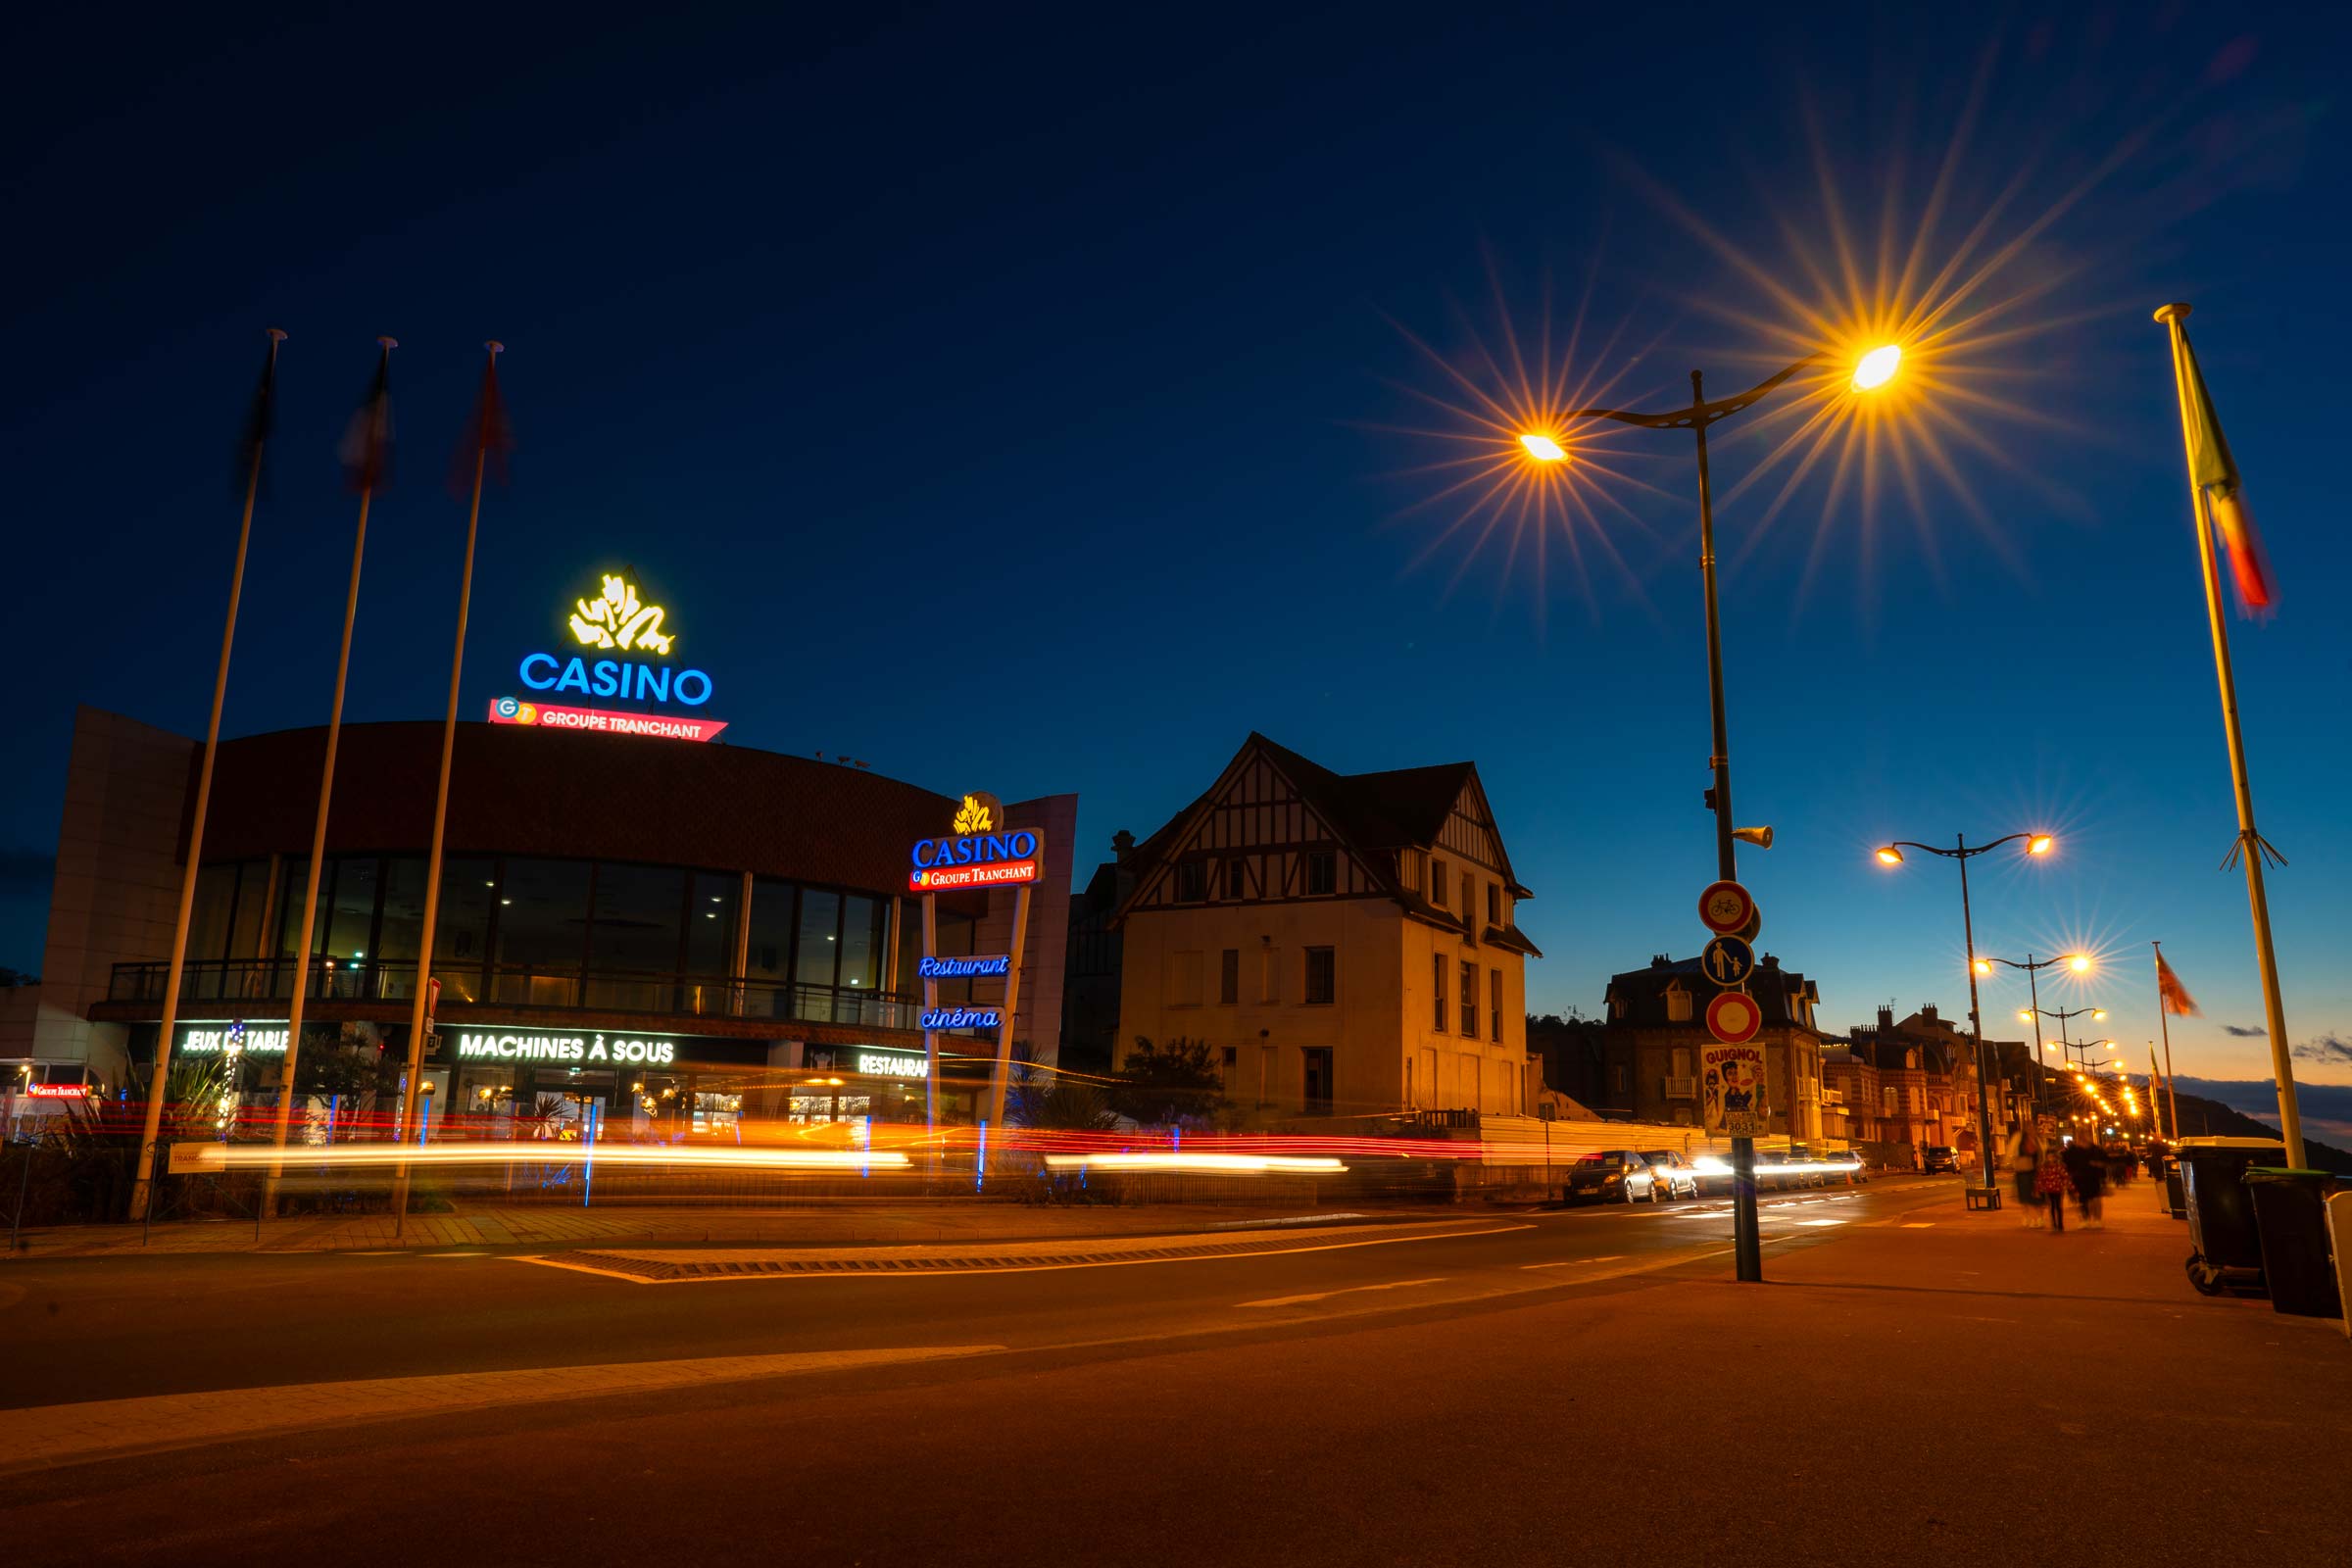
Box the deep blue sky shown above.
[6,5,2347,1127]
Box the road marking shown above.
[1521,1254,1624,1270]
[1241,1277,1447,1308]
[0,1345,1004,1477]
[1901,1222,1936,1229]
[505,1222,1535,1285]
[422,1251,493,1258]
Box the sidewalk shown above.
[5,1198,1418,1258]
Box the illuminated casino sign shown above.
[176,1023,289,1055]
[493,572,725,743]
[909,796,1044,893]
[855,1051,929,1078]
[455,1028,680,1064]
[918,955,1010,979]
[920,1006,1002,1031]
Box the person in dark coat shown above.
[2061,1138,2106,1228]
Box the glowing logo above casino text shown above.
[570,574,673,655]
[513,569,718,726]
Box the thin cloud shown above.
[2222,1023,2265,1038]
[2292,1033,2352,1067]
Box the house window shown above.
[1433,954,1447,1031]
[1168,950,1202,1006]
[1458,960,1478,1036]
[1487,882,1500,926]
[1301,1048,1334,1114]
[1224,859,1249,900]
[1305,851,1337,895]
[1489,969,1503,1042]
[1666,987,1691,1023]
[1174,861,1205,902]
[1220,1045,1238,1085]
[1429,858,1446,903]
[1219,948,1239,1004]
[1459,868,1474,917]
[1303,947,1336,1004]
[1611,1064,1630,1096]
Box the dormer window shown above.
[1666,985,1691,1023]
[1175,861,1205,903]
[1429,858,1446,903]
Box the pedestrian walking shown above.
[2011,1120,2044,1228]
[2062,1137,2106,1228]
[2034,1119,2071,1231]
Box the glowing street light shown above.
[1518,432,1568,463]
[1873,830,2057,1188]
[1851,343,1903,391]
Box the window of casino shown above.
[584,861,688,1010]
[492,858,594,1005]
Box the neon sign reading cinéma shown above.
[920,1006,1001,1030]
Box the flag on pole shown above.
[2176,328,2277,615]
[341,338,397,492]
[449,341,514,493]
[2155,949,2201,1017]
[234,330,283,495]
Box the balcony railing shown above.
[1662,1075,1695,1099]
[107,958,920,1031]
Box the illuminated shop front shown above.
[43,740,1072,1127]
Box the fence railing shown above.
[108,958,919,1030]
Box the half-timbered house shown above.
[1110,733,1541,1121]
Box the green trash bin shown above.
[2242,1168,2344,1319]
[2177,1137,2280,1282]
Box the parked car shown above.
[1637,1150,1699,1200]
[1826,1150,1869,1184]
[1564,1150,1656,1203]
[1921,1145,1960,1174]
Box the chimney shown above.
[1651,954,1672,969]
[1112,828,1135,863]
[1761,953,1781,970]
[1921,1004,1939,1023]
[1877,1004,1894,1032]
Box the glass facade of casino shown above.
[140,853,989,1026]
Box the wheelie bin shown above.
[2243,1167,2344,1318]
[2176,1136,2280,1296]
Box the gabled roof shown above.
[1603,955,1820,1029]
[1113,732,1538,945]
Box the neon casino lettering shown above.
[917,955,1011,979]
[908,830,1040,871]
[920,1006,1001,1031]
[456,1031,678,1065]
[519,654,711,708]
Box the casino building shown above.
[6,705,1074,1137]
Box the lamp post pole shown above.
[1875,832,2054,1205]
[1981,953,2091,1116]
[1562,354,1829,1286]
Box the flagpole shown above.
[127,329,286,1223]
[266,338,396,1213]
[391,342,503,1232]
[2151,941,2181,1146]
[2154,304,2303,1168]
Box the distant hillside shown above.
[2161,1089,2352,1175]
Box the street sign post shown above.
[1697,879,1757,936]
[1700,934,1756,989]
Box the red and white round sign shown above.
[1696,879,1756,936]
[1705,989,1764,1044]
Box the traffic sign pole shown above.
[1698,880,1763,1283]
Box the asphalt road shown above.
[6,1176,2343,1567]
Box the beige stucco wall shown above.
[1116,897,1529,1118]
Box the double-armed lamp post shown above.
[1873,833,2055,1199]
[1516,343,1902,1282]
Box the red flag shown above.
[450,341,514,494]
[340,338,396,492]
[2155,951,2201,1017]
